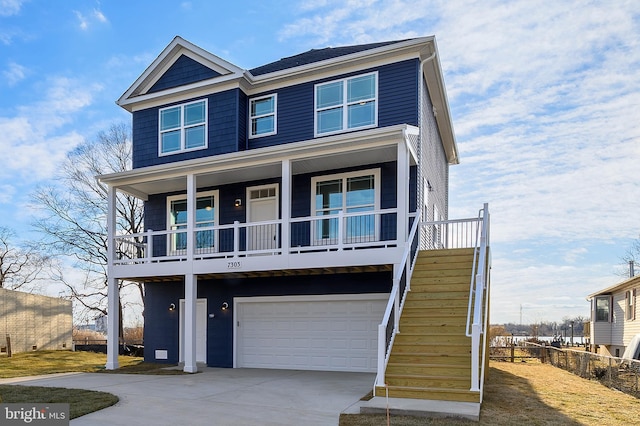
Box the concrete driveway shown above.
[0,368,374,425]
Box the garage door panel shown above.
[236,295,386,372]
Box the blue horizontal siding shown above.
[144,272,392,366]
[133,89,242,168]
[133,59,419,167]
[149,55,221,93]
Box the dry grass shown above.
[340,361,640,425]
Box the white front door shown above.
[247,185,279,251]
[179,299,207,363]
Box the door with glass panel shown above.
[312,171,378,245]
[168,191,218,255]
[247,185,279,251]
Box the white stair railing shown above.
[465,203,490,395]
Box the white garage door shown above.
[235,294,387,372]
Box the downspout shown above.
[418,49,436,228]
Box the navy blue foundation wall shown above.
[143,271,392,366]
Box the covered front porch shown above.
[101,124,419,372]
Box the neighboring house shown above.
[587,267,639,358]
[0,288,72,354]
[99,36,491,415]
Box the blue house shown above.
[100,36,490,414]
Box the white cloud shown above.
[0,77,99,185]
[277,0,640,323]
[3,61,27,86]
[0,0,26,17]
[74,7,108,30]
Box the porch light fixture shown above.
[168,303,176,311]
[234,199,242,207]
[221,302,229,311]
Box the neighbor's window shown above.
[595,296,611,322]
[159,99,207,155]
[315,72,377,136]
[626,289,636,321]
[249,94,277,138]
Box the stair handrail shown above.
[375,210,421,388]
[465,203,490,394]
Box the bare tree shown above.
[31,123,144,338]
[620,236,640,278]
[0,226,49,290]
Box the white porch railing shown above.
[112,208,399,265]
[374,204,491,396]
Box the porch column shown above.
[186,174,196,261]
[105,185,119,370]
[281,159,291,253]
[396,141,410,243]
[183,274,198,373]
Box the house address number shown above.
[227,261,242,269]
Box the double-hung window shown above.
[159,99,207,155]
[249,94,277,138]
[311,169,379,244]
[167,190,218,254]
[315,72,377,136]
[626,289,636,321]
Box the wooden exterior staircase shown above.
[374,247,480,403]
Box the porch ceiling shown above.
[102,124,415,199]
[126,264,392,283]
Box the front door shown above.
[247,185,279,251]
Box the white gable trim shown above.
[117,36,244,109]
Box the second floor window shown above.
[249,94,277,138]
[315,72,377,136]
[159,99,207,155]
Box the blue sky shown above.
[1,0,639,325]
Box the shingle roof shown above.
[249,40,410,76]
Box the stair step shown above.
[374,386,480,403]
[391,341,471,353]
[386,363,471,377]
[398,325,467,335]
[385,375,471,389]
[389,353,471,365]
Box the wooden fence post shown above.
[510,343,515,363]
[6,334,11,358]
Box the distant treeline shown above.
[494,316,588,337]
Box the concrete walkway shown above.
[0,368,374,426]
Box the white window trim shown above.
[158,98,208,156]
[310,168,380,244]
[248,94,277,139]
[314,71,378,137]
[626,289,636,321]
[166,190,219,254]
